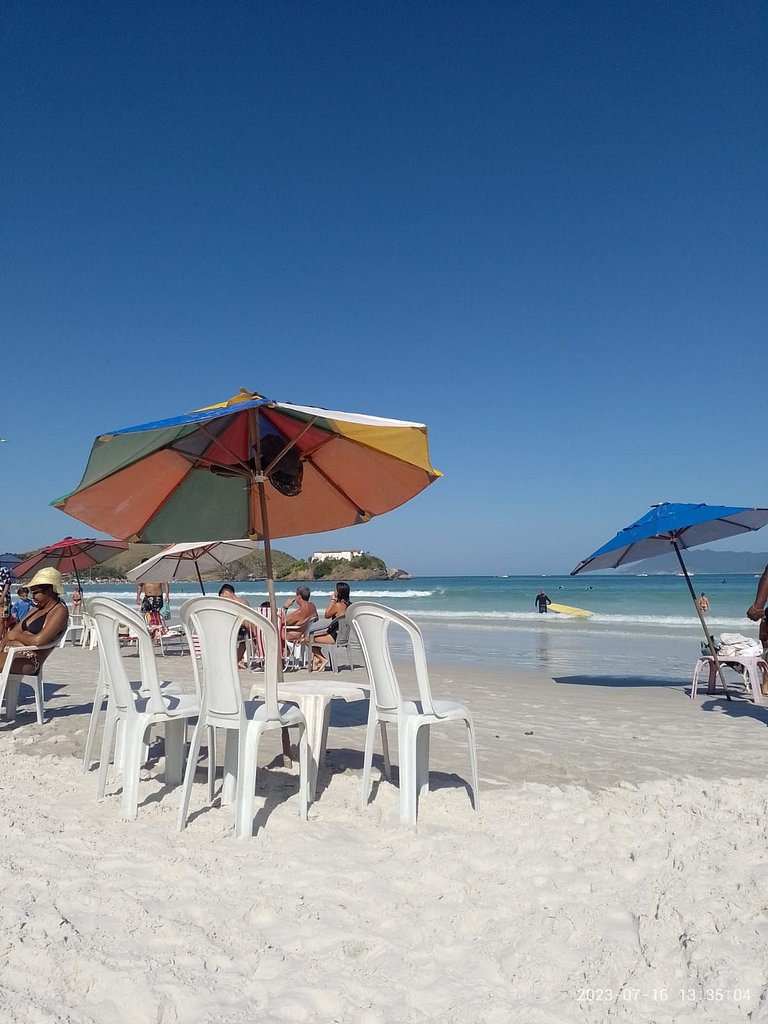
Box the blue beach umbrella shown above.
[571,502,768,699]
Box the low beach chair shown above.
[349,602,480,826]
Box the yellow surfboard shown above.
[548,603,593,618]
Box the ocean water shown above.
[79,573,766,682]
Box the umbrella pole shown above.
[672,542,731,701]
[249,409,292,767]
[195,563,206,595]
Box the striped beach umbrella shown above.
[12,537,129,589]
[52,388,441,613]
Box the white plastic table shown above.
[691,654,767,704]
[249,675,369,799]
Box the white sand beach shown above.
[2,646,767,1023]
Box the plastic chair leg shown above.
[164,719,186,787]
[207,725,217,802]
[398,722,419,826]
[97,707,118,799]
[82,688,107,773]
[361,707,378,808]
[222,729,239,805]
[31,677,44,725]
[234,727,262,838]
[121,722,146,820]
[297,723,309,820]
[379,722,391,780]
[4,677,21,721]
[465,717,480,812]
[415,723,430,800]
[178,719,205,831]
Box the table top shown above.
[249,674,369,702]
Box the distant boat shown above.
[676,571,694,577]
[637,573,648,577]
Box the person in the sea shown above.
[283,585,318,646]
[534,590,551,614]
[218,583,252,668]
[310,581,351,672]
[135,567,170,643]
[696,592,710,614]
[71,586,84,618]
[0,568,69,677]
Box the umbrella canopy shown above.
[571,503,768,574]
[13,537,129,588]
[126,540,262,594]
[52,388,440,544]
[0,553,20,576]
[571,502,768,701]
[52,389,440,677]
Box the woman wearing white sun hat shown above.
[0,568,69,677]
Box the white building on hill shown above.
[310,549,364,562]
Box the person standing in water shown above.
[534,590,551,614]
[696,592,710,614]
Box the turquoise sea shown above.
[80,573,765,682]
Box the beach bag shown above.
[161,603,171,621]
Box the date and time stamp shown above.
[576,986,750,1005]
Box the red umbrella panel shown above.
[13,537,129,588]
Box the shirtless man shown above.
[283,586,318,643]
[136,570,170,642]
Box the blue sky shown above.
[2,1,766,574]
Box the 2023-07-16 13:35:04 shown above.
[575,986,751,1003]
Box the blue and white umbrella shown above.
[572,502,768,699]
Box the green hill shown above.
[12,543,397,582]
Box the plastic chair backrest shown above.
[335,614,351,646]
[252,606,285,662]
[180,597,281,723]
[349,602,436,715]
[87,597,166,714]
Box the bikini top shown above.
[21,601,61,636]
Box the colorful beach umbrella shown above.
[13,537,129,589]
[52,388,441,616]
[571,502,768,699]
[125,540,262,595]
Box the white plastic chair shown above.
[0,642,56,724]
[80,612,99,650]
[178,597,309,837]
[81,605,189,774]
[88,597,199,819]
[326,615,355,672]
[58,615,85,648]
[349,602,480,825]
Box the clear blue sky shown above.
[2,1,766,574]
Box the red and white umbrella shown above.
[13,537,129,588]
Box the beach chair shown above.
[0,642,57,724]
[177,597,309,837]
[349,602,479,826]
[58,614,85,648]
[88,598,199,820]
[326,614,355,672]
[82,605,190,773]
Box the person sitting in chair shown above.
[0,568,69,678]
[283,586,318,648]
[310,582,351,672]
